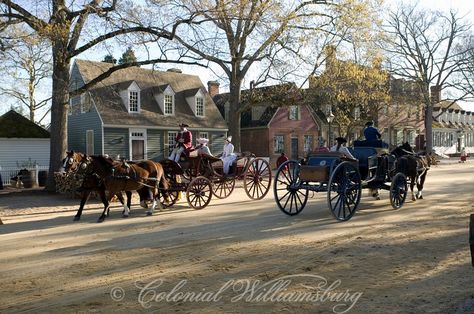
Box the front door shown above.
[291,137,298,160]
[132,140,144,160]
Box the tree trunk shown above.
[45,45,70,192]
[424,104,433,153]
[228,78,242,152]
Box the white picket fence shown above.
[0,165,49,186]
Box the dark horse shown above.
[77,155,169,222]
[391,142,430,201]
[62,151,133,221]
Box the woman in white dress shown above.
[220,136,236,174]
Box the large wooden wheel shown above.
[390,172,408,209]
[212,177,235,199]
[158,190,179,208]
[186,176,212,209]
[243,157,272,200]
[274,160,308,216]
[327,161,361,221]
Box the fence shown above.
[0,165,49,187]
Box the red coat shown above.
[176,130,193,150]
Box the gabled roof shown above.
[214,83,301,128]
[73,59,227,129]
[433,100,463,111]
[0,110,50,138]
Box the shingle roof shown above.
[0,110,50,138]
[74,59,227,129]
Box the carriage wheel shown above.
[243,157,272,200]
[390,172,407,209]
[327,161,361,221]
[273,160,308,216]
[186,176,212,209]
[212,177,236,199]
[158,190,179,208]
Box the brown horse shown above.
[78,155,169,221]
[391,142,430,201]
[62,151,132,221]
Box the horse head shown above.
[391,142,415,158]
[62,150,84,173]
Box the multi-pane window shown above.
[199,132,209,140]
[168,132,177,153]
[196,97,204,116]
[164,94,174,115]
[129,91,138,112]
[288,106,299,120]
[274,135,284,154]
[304,135,313,153]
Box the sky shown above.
[2,0,474,123]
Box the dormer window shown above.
[120,81,141,113]
[185,88,205,117]
[157,85,175,116]
[196,97,204,117]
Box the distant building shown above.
[0,110,50,168]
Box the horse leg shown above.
[97,190,110,223]
[146,187,162,216]
[410,176,416,201]
[416,170,427,199]
[122,191,132,217]
[73,190,91,221]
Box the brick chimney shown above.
[430,85,441,104]
[207,80,220,98]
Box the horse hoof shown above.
[146,211,153,216]
[140,201,148,209]
[122,214,129,218]
[418,195,423,199]
[73,216,80,221]
[97,218,105,223]
[376,196,380,200]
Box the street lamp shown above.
[326,109,335,147]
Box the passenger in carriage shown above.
[219,136,237,175]
[169,123,193,162]
[330,137,357,160]
[362,121,389,148]
[196,137,213,156]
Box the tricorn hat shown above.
[365,121,374,127]
[179,123,189,127]
[335,137,347,143]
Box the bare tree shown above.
[0,0,200,191]
[383,3,472,153]
[152,0,378,151]
[0,26,52,124]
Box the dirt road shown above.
[1,162,474,313]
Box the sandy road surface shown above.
[1,162,474,313]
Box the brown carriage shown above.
[159,152,272,210]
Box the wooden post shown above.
[470,214,474,267]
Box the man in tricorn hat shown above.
[330,137,356,160]
[364,120,381,141]
[169,123,193,162]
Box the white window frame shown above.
[129,90,140,113]
[196,96,205,117]
[288,105,299,120]
[164,93,175,115]
[274,135,284,154]
[129,129,147,160]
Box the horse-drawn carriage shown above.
[159,152,272,209]
[273,145,409,221]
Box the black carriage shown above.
[273,146,408,221]
[158,152,272,210]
